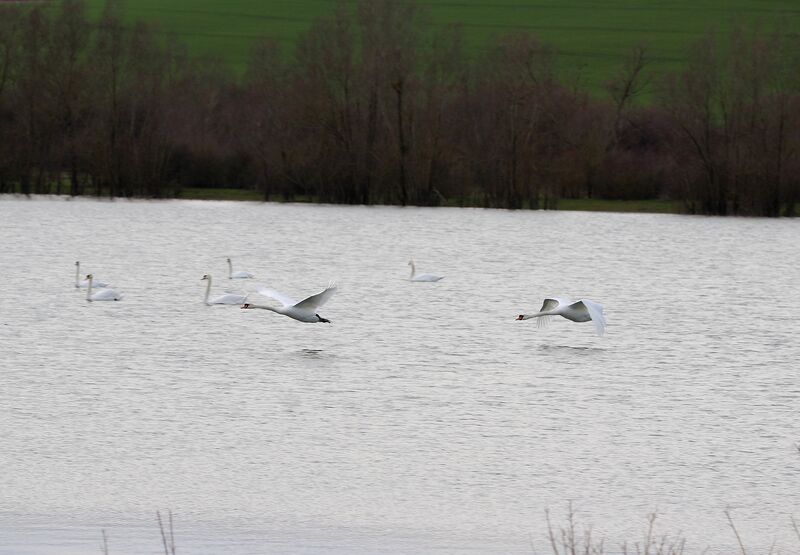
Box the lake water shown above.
[0,196,798,555]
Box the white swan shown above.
[85,274,122,301]
[243,282,337,323]
[201,274,248,305]
[408,259,443,282]
[75,261,109,288]
[227,258,254,279]
[516,297,606,336]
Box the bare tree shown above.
[606,44,649,149]
[47,0,91,196]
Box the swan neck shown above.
[204,276,212,304]
[409,261,416,278]
[75,263,80,286]
[251,304,278,312]
[86,276,92,300]
[227,259,232,279]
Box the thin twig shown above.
[100,529,109,555]
[546,508,561,555]
[169,510,176,555]
[157,510,169,555]
[644,512,656,555]
[791,515,800,545]
[724,508,748,555]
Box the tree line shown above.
[0,0,798,216]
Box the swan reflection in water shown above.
[299,348,325,359]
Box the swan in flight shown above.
[242,282,337,323]
[201,274,248,305]
[516,297,606,336]
[408,259,443,282]
[227,258,254,279]
[85,274,122,301]
[75,261,109,288]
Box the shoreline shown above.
[0,189,681,215]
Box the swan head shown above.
[86,274,93,280]
[516,314,526,320]
[201,274,209,281]
[241,303,252,309]
[316,314,331,323]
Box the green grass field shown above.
[79,0,800,92]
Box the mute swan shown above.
[408,259,443,282]
[75,261,109,288]
[201,274,248,305]
[243,282,337,323]
[517,297,606,336]
[85,274,122,301]
[227,258,254,279]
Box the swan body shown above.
[517,297,606,336]
[227,258,254,279]
[408,259,443,282]
[244,283,337,323]
[85,274,122,301]
[75,261,109,288]
[202,274,248,305]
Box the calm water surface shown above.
[0,196,798,554]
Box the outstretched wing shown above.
[536,315,553,328]
[540,297,569,312]
[577,299,606,336]
[294,282,337,311]
[256,287,297,307]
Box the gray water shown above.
[0,196,798,555]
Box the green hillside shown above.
[82,0,800,90]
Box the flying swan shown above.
[75,261,109,289]
[408,259,443,282]
[242,282,337,323]
[516,297,606,336]
[85,274,122,301]
[201,274,248,305]
[227,258,254,279]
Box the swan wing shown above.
[412,274,443,282]
[256,287,297,307]
[537,315,553,328]
[91,288,122,301]
[540,297,570,312]
[575,299,606,336]
[294,283,337,311]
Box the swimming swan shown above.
[75,261,109,288]
[408,259,443,282]
[85,274,122,301]
[201,274,248,305]
[243,283,337,323]
[227,258,254,279]
[517,297,606,336]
